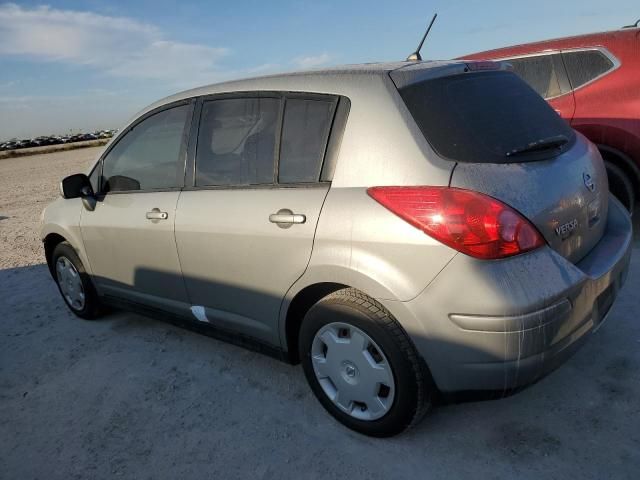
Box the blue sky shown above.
[0,0,637,140]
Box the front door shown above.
[81,102,193,314]
[175,94,338,344]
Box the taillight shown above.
[367,186,545,260]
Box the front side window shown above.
[507,54,563,99]
[278,98,335,183]
[562,50,615,90]
[196,98,279,186]
[101,105,189,192]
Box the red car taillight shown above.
[367,186,545,260]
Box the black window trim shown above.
[183,90,349,191]
[90,98,196,196]
[321,96,350,182]
[86,90,351,195]
[498,47,620,100]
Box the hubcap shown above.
[55,256,85,311]
[311,322,395,421]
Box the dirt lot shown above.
[1,147,639,479]
[0,139,109,161]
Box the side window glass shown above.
[196,98,279,186]
[562,50,614,90]
[507,54,563,99]
[278,99,334,183]
[102,105,189,192]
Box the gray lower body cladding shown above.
[381,196,633,393]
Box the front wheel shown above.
[299,288,434,437]
[52,242,103,319]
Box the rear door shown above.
[81,101,193,313]
[174,93,342,345]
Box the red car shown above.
[460,24,640,212]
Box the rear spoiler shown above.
[390,60,511,89]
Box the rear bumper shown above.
[384,196,633,393]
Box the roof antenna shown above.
[622,18,639,28]
[406,13,438,61]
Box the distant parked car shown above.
[20,139,40,148]
[459,25,640,213]
[42,60,632,436]
[34,136,59,147]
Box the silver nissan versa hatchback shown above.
[42,60,633,437]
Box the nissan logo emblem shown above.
[583,172,596,192]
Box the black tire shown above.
[51,242,103,320]
[299,288,434,437]
[605,162,635,215]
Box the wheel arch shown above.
[598,143,640,197]
[279,263,419,364]
[43,233,67,278]
[281,282,348,364]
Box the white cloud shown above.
[293,53,332,69]
[0,3,229,86]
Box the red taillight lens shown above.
[367,186,545,260]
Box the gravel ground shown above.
[1,148,639,479]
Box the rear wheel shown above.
[52,242,103,319]
[299,288,434,437]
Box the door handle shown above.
[269,209,306,228]
[146,209,168,220]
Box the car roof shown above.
[132,60,467,120]
[458,27,639,60]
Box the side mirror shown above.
[60,173,93,199]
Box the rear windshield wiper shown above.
[506,135,569,158]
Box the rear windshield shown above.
[396,70,575,163]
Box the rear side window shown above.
[196,98,279,186]
[102,104,189,192]
[278,98,335,183]
[562,50,615,90]
[507,54,563,99]
[397,71,575,164]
